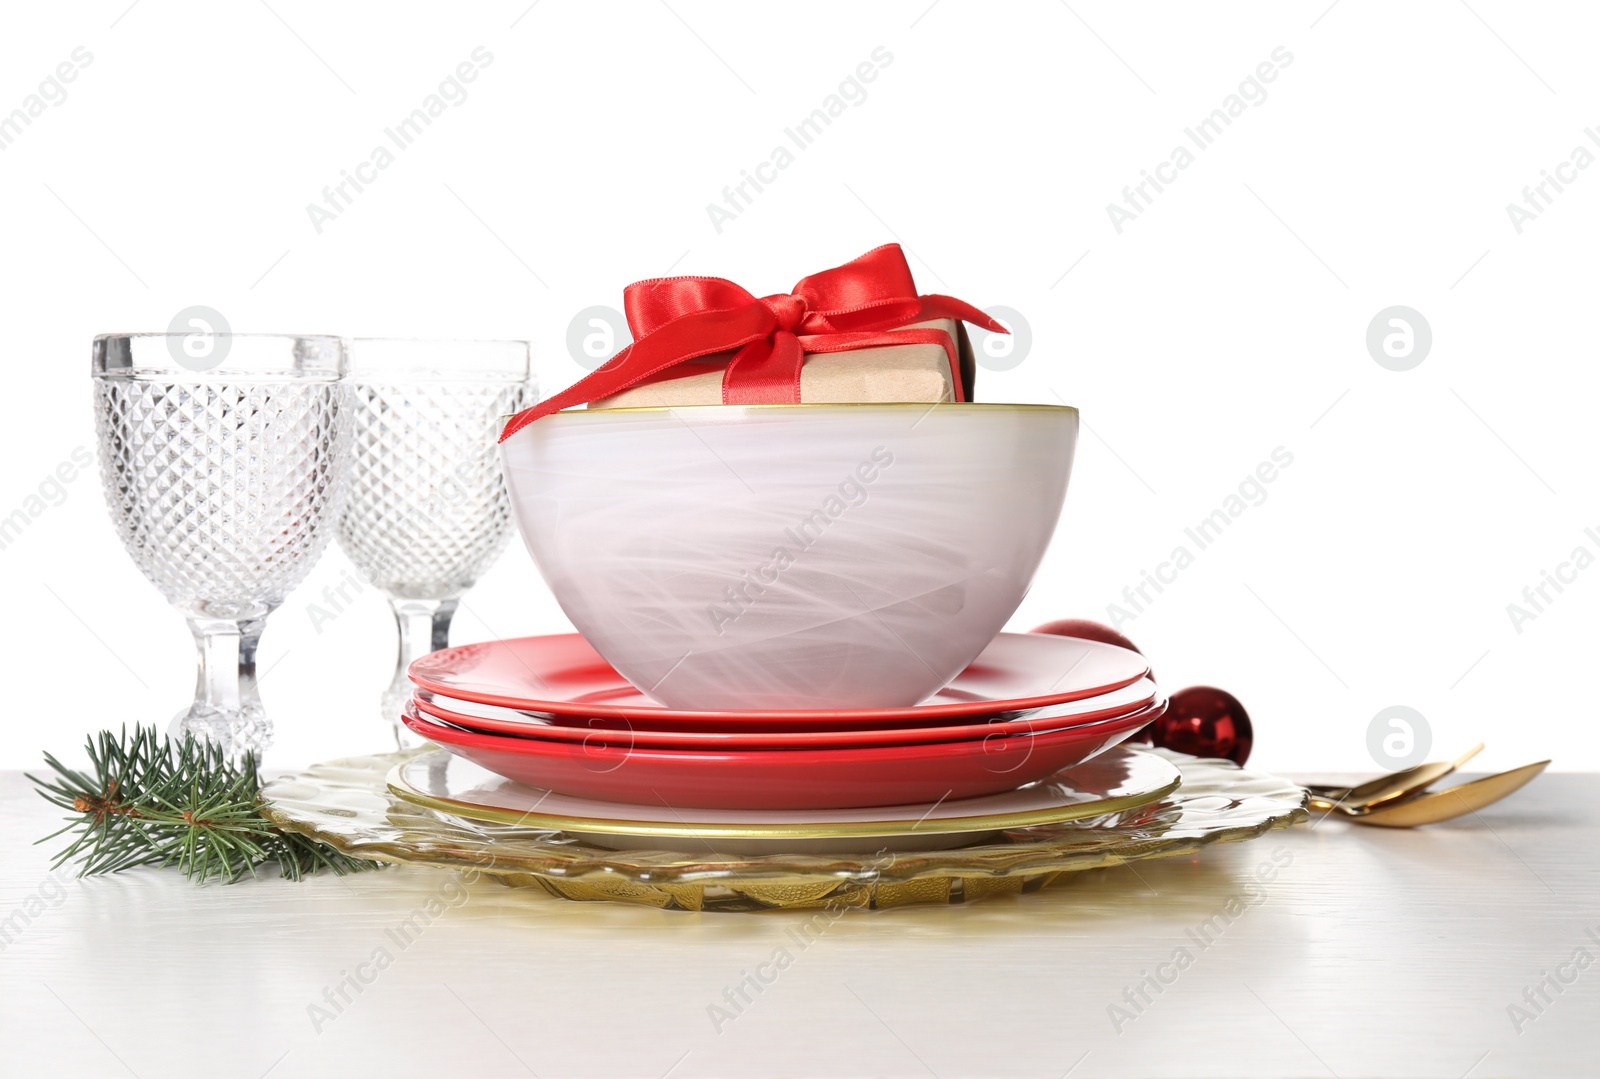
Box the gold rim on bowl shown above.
[498,402,1079,430]
[572,401,1077,416]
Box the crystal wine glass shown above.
[91,333,348,762]
[337,339,534,748]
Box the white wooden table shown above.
[1,768,1594,1079]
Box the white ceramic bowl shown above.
[500,403,1078,711]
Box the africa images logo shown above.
[705,46,893,233]
[1105,46,1292,234]
[706,447,894,635]
[0,46,92,151]
[305,47,494,233]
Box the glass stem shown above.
[384,597,459,749]
[179,617,269,761]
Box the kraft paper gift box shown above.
[588,318,977,409]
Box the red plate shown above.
[399,698,1166,809]
[413,677,1160,749]
[408,632,1150,731]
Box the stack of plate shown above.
[395,629,1181,851]
[251,403,1314,909]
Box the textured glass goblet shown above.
[92,333,348,762]
[337,339,533,748]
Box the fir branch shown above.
[29,726,384,884]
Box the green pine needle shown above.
[29,726,385,885]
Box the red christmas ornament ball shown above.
[1149,685,1253,765]
[1028,620,1158,741]
[1028,618,1142,655]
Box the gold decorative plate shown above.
[261,748,1306,912]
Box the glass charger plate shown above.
[261,748,1307,912]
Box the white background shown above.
[0,0,1594,775]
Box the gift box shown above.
[501,245,1006,442]
[589,318,977,409]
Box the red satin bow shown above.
[499,244,1007,440]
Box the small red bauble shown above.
[1029,620,1159,742]
[1149,685,1253,766]
[1029,619,1142,656]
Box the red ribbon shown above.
[500,244,1007,440]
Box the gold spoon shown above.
[1305,743,1486,811]
[1346,760,1550,828]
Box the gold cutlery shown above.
[1305,750,1548,827]
[1343,760,1550,828]
[1304,743,1484,810]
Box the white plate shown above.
[387,745,1182,854]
